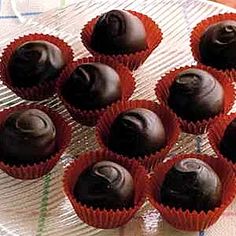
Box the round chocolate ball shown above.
[62,62,121,110]
[168,68,224,122]
[108,108,166,157]
[91,10,147,55]
[160,158,222,212]
[199,20,236,70]
[8,40,66,88]
[0,109,56,166]
[220,118,236,163]
[74,161,134,209]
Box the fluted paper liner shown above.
[96,100,180,170]
[208,113,236,171]
[155,64,234,134]
[56,56,135,126]
[0,33,73,101]
[147,153,236,231]
[190,13,236,81]
[0,104,71,179]
[81,10,162,71]
[63,149,147,229]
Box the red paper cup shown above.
[147,153,236,231]
[96,100,180,170]
[81,10,162,71]
[190,13,236,81]
[208,113,236,171]
[155,64,234,134]
[56,56,135,126]
[0,33,73,101]
[63,149,147,229]
[0,104,71,179]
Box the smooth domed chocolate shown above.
[62,62,121,110]
[199,20,236,70]
[220,118,236,163]
[8,40,66,88]
[91,10,147,55]
[168,68,224,122]
[0,109,56,166]
[160,158,222,212]
[74,161,134,209]
[108,108,166,157]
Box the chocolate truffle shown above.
[74,161,134,209]
[108,108,166,157]
[199,20,236,70]
[220,118,236,163]
[91,10,147,55]
[168,68,224,122]
[0,109,56,166]
[8,40,65,88]
[160,158,222,212]
[61,62,121,110]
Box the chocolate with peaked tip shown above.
[91,10,147,55]
[73,160,134,209]
[199,20,236,70]
[160,158,222,212]
[8,40,66,88]
[0,109,56,166]
[168,68,224,122]
[108,108,166,157]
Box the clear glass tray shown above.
[0,0,235,235]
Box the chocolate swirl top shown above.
[91,10,147,55]
[199,20,236,69]
[160,158,222,212]
[74,161,134,209]
[168,68,224,121]
[0,109,56,166]
[220,118,236,163]
[108,108,166,157]
[8,40,66,88]
[62,62,121,110]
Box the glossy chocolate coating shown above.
[160,158,222,212]
[74,161,134,209]
[91,10,147,55]
[62,62,121,110]
[220,118,236,163]
[8,40,65,88]
[0,109,56,166]
[168,69,224,122]
[108,108,166,157]
[199,20,236,70]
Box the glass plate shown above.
[0,0,235,235]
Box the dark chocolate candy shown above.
[160,158,222,212]
[108,108,166,157]
[168,68,224,122]
[8,40,65,88]
[62,62,121,110]
[91,10,147,55]
[199,20,236,70]
[74,161,134,209]
[0,109,56,166]
[220,118,236,163]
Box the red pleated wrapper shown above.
[81,10,162,71]
[0,104,71,179]
[63,149,147,229]
[147,153,236,231]
[0,33,73,101]
[208,113,236,171]
[155,64,234,134]
[190,13,236,81]
[96,100,180,170]
[56,56,135,126]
